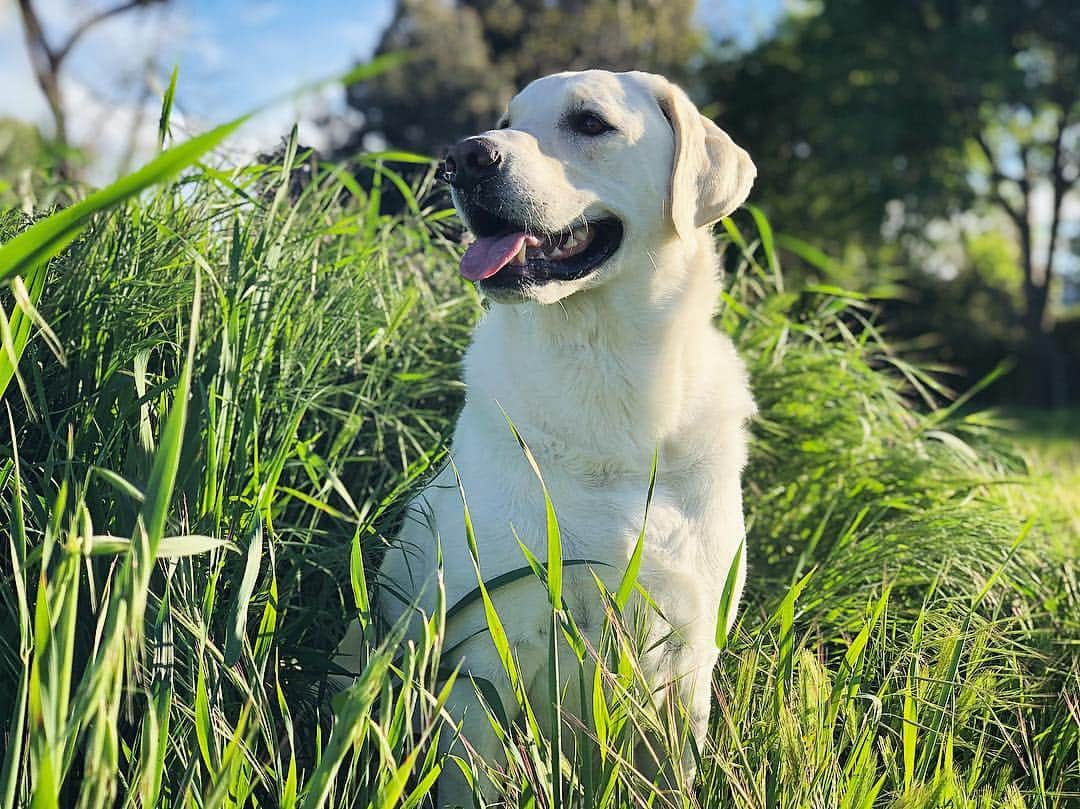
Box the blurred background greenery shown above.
[2,0,1077,416]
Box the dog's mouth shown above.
[458,208,623,288]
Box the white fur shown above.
[350,70,756,807]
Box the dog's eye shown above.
[497,119,510,130]
[570,112,614,137]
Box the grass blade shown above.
[225,523,264,666]
[715,539,744,651]
[0,119,246,284]
[158,65,179,149]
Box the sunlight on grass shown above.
[1003,407,1080,549]
[0,140,1077,807]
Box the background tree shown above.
[339,0,512,157]
[15,0,170,176]
[967,1,1079,406]
[339,0,699,157]
[704,0,1078,405]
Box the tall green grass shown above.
[0,144,1076,808]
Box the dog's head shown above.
[441,70,756,304]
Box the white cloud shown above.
[64,80,353,184]
[63,79,169,183]
[215,88,341,161]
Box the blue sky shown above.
[160,0,396,118]
[0,0,784,177]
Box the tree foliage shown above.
[706,0,1079,404]
[706,1,1067,242]
[340,0,699,156]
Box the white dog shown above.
[364,69,756,807]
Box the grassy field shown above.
[0,142,1078,808]
[1004,409,1080,549]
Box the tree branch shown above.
[16,0,67,147]
[1016,142,1036,290]
[53,0,167,68]
[15,0,54,68]
[973,130,1025,230]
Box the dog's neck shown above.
[465,229,725,465]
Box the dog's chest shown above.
[446,443,736,650]
[437,297,752,637]
[461,420,732,578]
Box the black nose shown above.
[441,137,501,190]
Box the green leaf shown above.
[500,409,563,609]
[360,149,437,164]
[338,51,411,88]
[137,272,201,557]
[715,539,744,650]
[224,523,264,666]
[445,559,608,628]
[140,590,173,807]
[453,462,541,741]
[903,670,918,794]
[300,645,394,809]
[767,567,815,714]
[90,466,145,504]
[88,534,233,558]
[0,656,28,809]
[158,65,179,149]
[775,233,845,278]
[747,203,782,290]
[193,660,217,771]
[615,449,657,611]
[0,262,46,403]
[350,525,371,635]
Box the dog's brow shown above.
[566,97,599,113]
[564,97,620,124]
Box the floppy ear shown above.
[658,86,756,239]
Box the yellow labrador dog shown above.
[370,69,755,807]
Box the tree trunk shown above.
[1011,140,1068,409]
[1019,237,1067,408]
[16,0,71,177]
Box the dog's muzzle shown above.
[439,137,502,191]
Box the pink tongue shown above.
[460,232,527,281]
